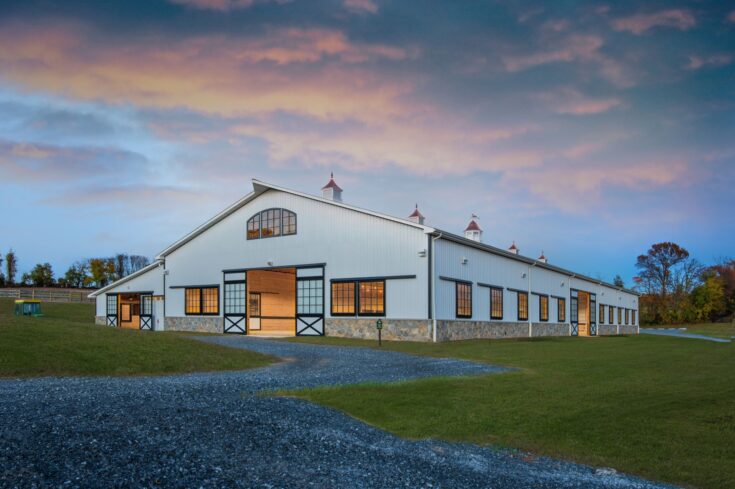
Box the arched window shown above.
[247,208,297,240]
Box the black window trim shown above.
[517,290,529,321]
[490,286,503,320]
[538,294,549,322]
[330,279,386,317]
[455,281,473,319]
[184,285,220,316]
[246,208,298,240]
[557,297,566,323]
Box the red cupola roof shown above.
[409,204,424,219]
[321,172,342,192]
[508,241,518,251]
[465,218,481,232]
[538,251,546,261]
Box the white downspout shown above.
[431,232,442,343]
[528,263,535,337]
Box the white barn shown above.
[90,177,639,341]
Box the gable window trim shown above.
[247,208,297,240]
[455,282,472,319]
[185,286,220,316]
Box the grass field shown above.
[659,322,735,340]
[0,298,273,377]
[287,335,735,489]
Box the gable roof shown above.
[88,259,163,298]
[464,219,481,232]
[154,179,434,259]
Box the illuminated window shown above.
[517,291,528,321]
[599,304,605,325]
[625,309,630,325]
[618,307,622,325]
[490,287,503,319]
[609,305,615,324]
[247,213,260,240]
[631,310,636,325]
[558,298,566,322]
[456,282,472,318]
[185,287,219,315]
[539,295,549,321]
[359,281,385,315]
[247,209,297,240]
[331,282,355,315]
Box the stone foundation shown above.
[95,315,106,326]
[619,324,638,335]
[326,318,432,342]
[165,316,221,334]
[597,324,617,336]
[435,321,531,341]
[531,322,570,337]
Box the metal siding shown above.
[100,264,164,297]
[434,239,638,322]
[164,189,429,319]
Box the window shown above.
[359,281,385,315]
[632,310,636,325]
[120,304,131,322]
[539,295,549,322]
[617,307,622,325]
[247,213,260,239]
[490,287,503,319]
[331,282,356,315]
[283,210,297,235]
[625,309,630,325]
[142,295,152,316]
[517,291,528,321]
[599,304,605,325]
[249,293,261,317]
[558,298,566,322]
[106,294,117,315]
[609,305,615,324]
[224,282,246,315]
[456,282,472,318]
[185,287,219,315]
[247,208,297,240]
[297,279,323,315]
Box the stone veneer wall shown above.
[531,322,570,337]
[597,324,617,336]
[165,316,221,334]
[326,318,431,342]
[619,324,638,335]
[435,321,531,341]
[95,316,106,326]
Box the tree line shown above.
[0,250,150,289]
[635,242,734,325]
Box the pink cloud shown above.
[728,11,735,23]
[534,88,622,115]
[167,0,286,11]
[343,0,378,14]
[685,54,733,70]
[612,9,696,35]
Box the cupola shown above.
[464,215,482,242]
[508,241,519,254]
[538,251,547,263]
[408,204,425,225]
[321,172,343,202]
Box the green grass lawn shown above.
[286,335,734,489]
[0,298,273,377]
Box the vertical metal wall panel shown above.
[164,189,429,319]
[434,239,639,322]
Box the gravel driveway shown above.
[0,336,674,488]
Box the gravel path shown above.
[0,337,675,488]
[640,328,731,343]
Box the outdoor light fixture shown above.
[461,257,468,265]
[522,272,527,278]
[418,248,427,257]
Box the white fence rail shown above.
[0,288,96,303]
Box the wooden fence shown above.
[0,288,97,303]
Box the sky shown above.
[0,0,733,285]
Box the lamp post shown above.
[376,319,383,347]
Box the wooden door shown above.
[578,291,589,336]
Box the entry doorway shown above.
[247,268,296,336]
[118,294,141,330]
[578,291,590,336]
